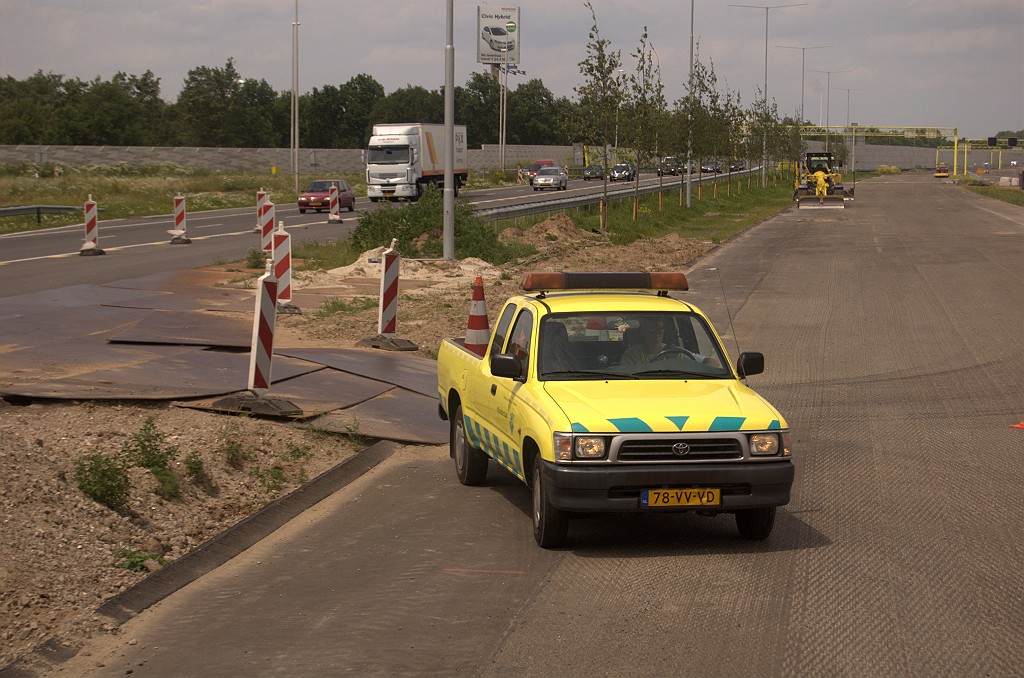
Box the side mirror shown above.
[490,353,524,380]
[736,352,764,378]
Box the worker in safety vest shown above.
[813,169,830,198]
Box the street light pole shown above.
[808,68,849,151]
[775,44,830,124]
[730,3,805,188]
[686,0,694,208]
[290,0,300,193]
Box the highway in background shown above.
[0,173,685,297]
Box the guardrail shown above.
[0,204,94,225]
[475,170,754,224]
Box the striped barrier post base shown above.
[168,194,192,244]
[79,195,105,256]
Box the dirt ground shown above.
[0,214,716,670]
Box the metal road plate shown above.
[108,309,252,348]
[0,350,322,400]
[305,389,448,445]
[178,367,394,419]
[275,348,438,398]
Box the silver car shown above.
[533,167,567,191]
[482,25,515,52]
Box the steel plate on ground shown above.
[177,367,394,419]
[108,309,252,347]
[0,350,322,400]
[306,389,447,444]
[276,347,438,397]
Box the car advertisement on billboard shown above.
[477,5,521,65]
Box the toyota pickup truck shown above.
[436,272,794,548]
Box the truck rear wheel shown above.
[452,404,488,486]
[532,458,568,548]
[735,506,776,540]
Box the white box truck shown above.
[365,123,468,202]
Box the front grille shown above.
[616,437,743,462]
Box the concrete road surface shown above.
[37,173,1024,676]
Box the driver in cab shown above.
[621,315,713,367]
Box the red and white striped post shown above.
[168,193,192,244]
[328,184,341,222]
[378,238,400,337]
[260,200,276,252]
[79,194,105,256]
[273,221,297,312]
[247,259,279,396]
[253,190,267,232]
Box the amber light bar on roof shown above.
[521,271,688,292]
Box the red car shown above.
[298,179,355,214]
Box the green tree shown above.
[622,27,666,218]
[368,85,443,127]
[572,1,626,230]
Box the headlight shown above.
[553,433,607,460]
[574,436,606,459]
[749,432,780,456]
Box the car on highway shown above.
[533,167,568,191]
[657,156,683,176]
[525,159,556,185]
[481,25,515,52]
[297,179,355,214]
[583,164,604,181]
[700,160,721,173]
[729,160,746,171]
[609,163,636,181]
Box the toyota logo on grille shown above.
[672,442,691,456]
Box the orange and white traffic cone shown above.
[464,276,490,357]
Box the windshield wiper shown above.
[542,370,638,380]
[632,369,716,379]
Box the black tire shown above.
[451,404,488,486]
[532,457,568,548]
[533,187,539,191]
[347,204,355,212]
[298,208,306,214]
[736,506,776,540]
[369,197,379,203]
[315,209,323,213]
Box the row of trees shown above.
[0,58,572,150]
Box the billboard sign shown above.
[477,5,521,65]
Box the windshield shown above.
[489,26,507,36]
[367,146,411,165]
[537,312,730,381]
[538,168,561,176]
[305,180,337,193]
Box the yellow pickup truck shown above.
[436,272,794,548]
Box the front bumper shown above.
[540,459,794,513]
[367,184,416,199]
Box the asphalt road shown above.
[29,174,1024,676]
[0,171,721,297]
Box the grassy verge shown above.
[0,165,520,236]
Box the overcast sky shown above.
[3,1,1022,140]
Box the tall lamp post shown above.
[774,44,830,124]
[831,86,865,170]
[686,0,694,208]
[808,68,849,151]
[290,0,300,193]
[730,3,804,188]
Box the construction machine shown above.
[794,152,853,209]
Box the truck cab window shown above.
[489,304,517,360]
[506,311,534,367]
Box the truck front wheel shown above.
[735,506,776,540]
[452,404,488,485]
[532,458,568,548]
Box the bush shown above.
[122,416,179,471]
[74,453,130,510]
[349,185,533,264]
